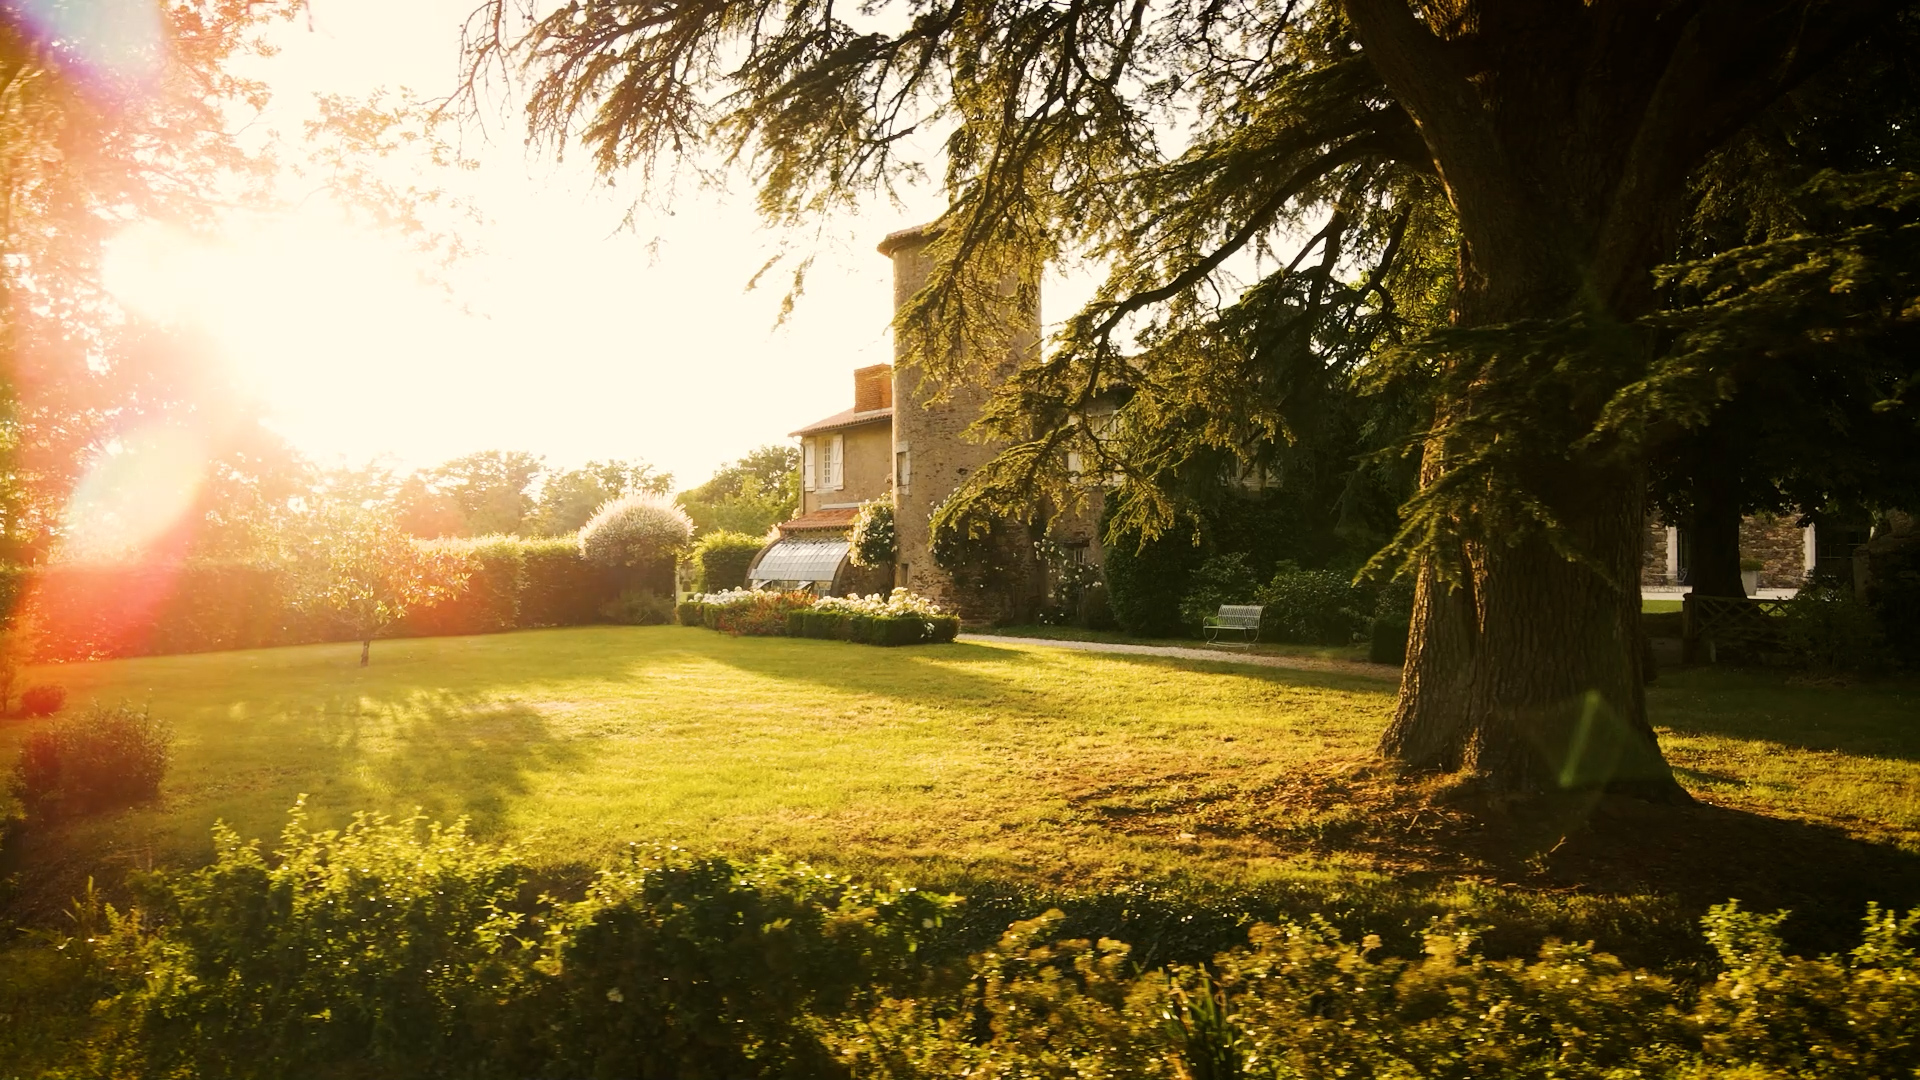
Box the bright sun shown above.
[102,213,479,443]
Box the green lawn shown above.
[0,627,1398,890]
[4,625,1918,952]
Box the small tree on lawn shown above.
[311,505,471,666]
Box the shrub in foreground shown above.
[9,704,171,820]
[8,804,1920,1079]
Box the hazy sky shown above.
[108,0,974,490]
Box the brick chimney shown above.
[854,363,894,411]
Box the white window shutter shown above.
[828,435,845,490]
[803,439,816,492]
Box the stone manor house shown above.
[743,224,1099,619]
[743,224,1854,619]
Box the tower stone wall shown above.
[879,224,1042,621]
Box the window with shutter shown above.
[803,439,816,492]
[895,444,911,491]
[827,434,845,490]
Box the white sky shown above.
[109,0,973,490]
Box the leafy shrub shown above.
[690,530,767,592]
[519,536,616,626]
[1780,578,1887,671]
[541,847,956,1080]
[1693,902,1920,1079]
[1258,564,1368,644]
[599,589,676,625]
[18,684,66,717]
[579,494,694,570]
[1179,553,1265,632]
[1863,533,1920,666]
[848,499,897,568]
[116,805,535,1080]
[1102,498,1202,638]
[676,600,706,626]
[848,613,960,646]
[10,704,170,820]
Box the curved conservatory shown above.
[748,537,852,591]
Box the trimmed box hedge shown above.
[684,602,956,646]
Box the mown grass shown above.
[2,626,1917,963]
[0,627,1396,891]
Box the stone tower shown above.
[877,223,1041,620]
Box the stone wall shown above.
[799,420,893,516]
[1641,513,1669,586]
[881,224,1043,622]
[1740,513,1809,589]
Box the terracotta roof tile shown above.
[789,406,892,437]
[777,507,860,533]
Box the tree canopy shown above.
[468,0,1915,794]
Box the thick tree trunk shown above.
[1377,244,1688,799]
[1380,452,1683,798]
[1342,0,1899,800]
[1685,466,1747,598]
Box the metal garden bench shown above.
[1203,604,1263,648]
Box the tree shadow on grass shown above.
[1065,757,1920,959]
[1,689,579,927]
[697,637,1035,709]
[1649,667,1920,761]
[704,634,1399,714]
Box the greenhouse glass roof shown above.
[749,538,850,585]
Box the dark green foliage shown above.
[599,590,675,626]
[10,704,170,820]
[689,530,765,592]
[10,805,1920,1078]
[539,849,955,1080]
[18,684,66,717]
[1780,578,1889,672]
[847,614,959,646]
[677,601,707,626]
[1179,553,1264,633]
[114,807,538,1080]
[1258,566,1369,645]
[1863,532,1920,666]
[1102,498,1202,638]
[804,612,853,640]
[1369,617,1409,666]
[1642,611,1685,639]
[520,537,615,627]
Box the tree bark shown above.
[361,639,372,667]
[1685,468,1748,598]
[1348,0,1897,797]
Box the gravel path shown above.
[960,633,1402,681]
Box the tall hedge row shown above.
[10,536,626,662]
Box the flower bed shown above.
[683,588,958,645]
